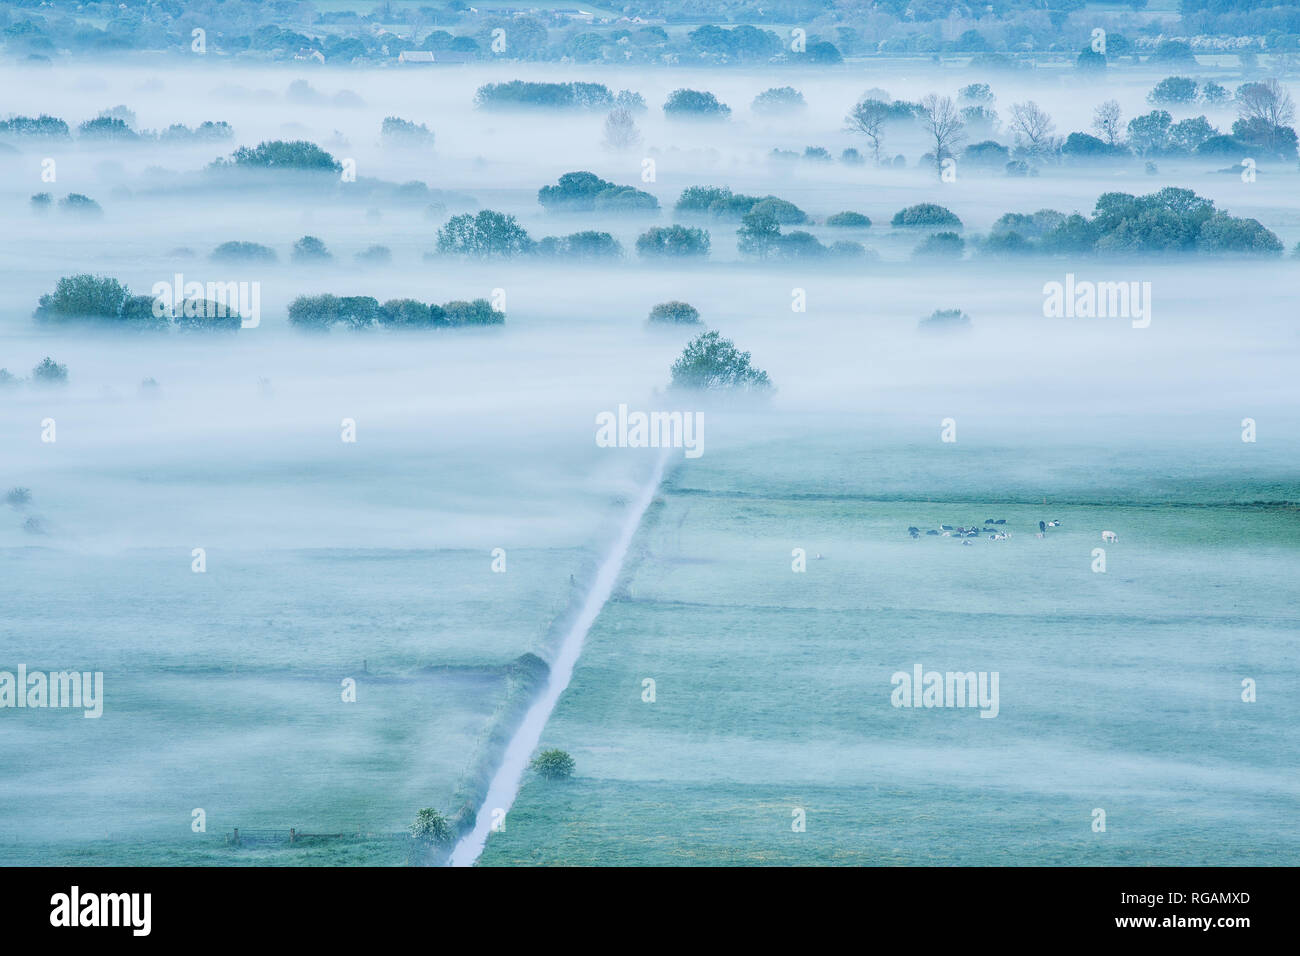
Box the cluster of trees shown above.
[537,171,657,213]
[674,186,807,224]
[210,140,342,171]
[736,206,869,261]
[980,188,1282,257]
[0,111,231,144]
[537,231,623,260]
[0,358,68,387]
[664,89,731,118]
[845,79,1299,177]
[30,193,102,217]
[380,116,434,147]
[473,81,625,111]
[33,274,243,330]
[287,294,502,332]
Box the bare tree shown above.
[1092,99,1123,145]
[1236,78,1296,128]
[1008,100,1057,156]
[602,108,642,151]
[919,94,964,178]
[844,98,890,163]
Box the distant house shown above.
[398,50,436,64]
[294,49,325,63]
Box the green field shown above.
[482,438,1300,865]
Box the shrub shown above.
[826,211,871,228]
[410,808,453,845]
[892,203,962,228]
[5,488,32,507]
[530,749,576,780]
[919,308,972,332]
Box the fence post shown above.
[289,828,296,843]
[233,827,240,845]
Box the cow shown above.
[1101,530,1117,543]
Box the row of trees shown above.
[0,111,232,144]
[287,295,501,332]
[33,275,243,330]
[846,78,1299,176]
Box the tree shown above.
[380,116,434,147]
[530,749,575,780]
[648,301,701,325]
[602,108,642,151]
[737,207,781,259]
[663,89,730,118]
[291,235,332,262]
[31,357,68,384]
[670,331,771,392]
[1237,79,1296,127]
[436,210,534,257]
[410,808,452,845]
[914,232,965,259]
[635,225,710,258]
[34,275,128,323]
[919,94,964,178]
[219,140,341,171]
[752,87,805,115]
[1149,77,1198,105]
[844,98,889,163]
[891,203,962,228]
[1092,100,1124,145]
[1008,101,1055,156]
[1127,110,1173,155]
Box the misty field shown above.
[481,434,1300,865]
[2,48,1299,868]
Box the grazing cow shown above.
[1047,520,1060,528]
[926,530,939,535]
[994,519,1006,525]
[908,526,920,534]
[1101,530,1117,543]
[941,524,953,531]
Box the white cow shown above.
[1101,530,1117,543]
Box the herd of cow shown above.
[906,520,1119,544]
